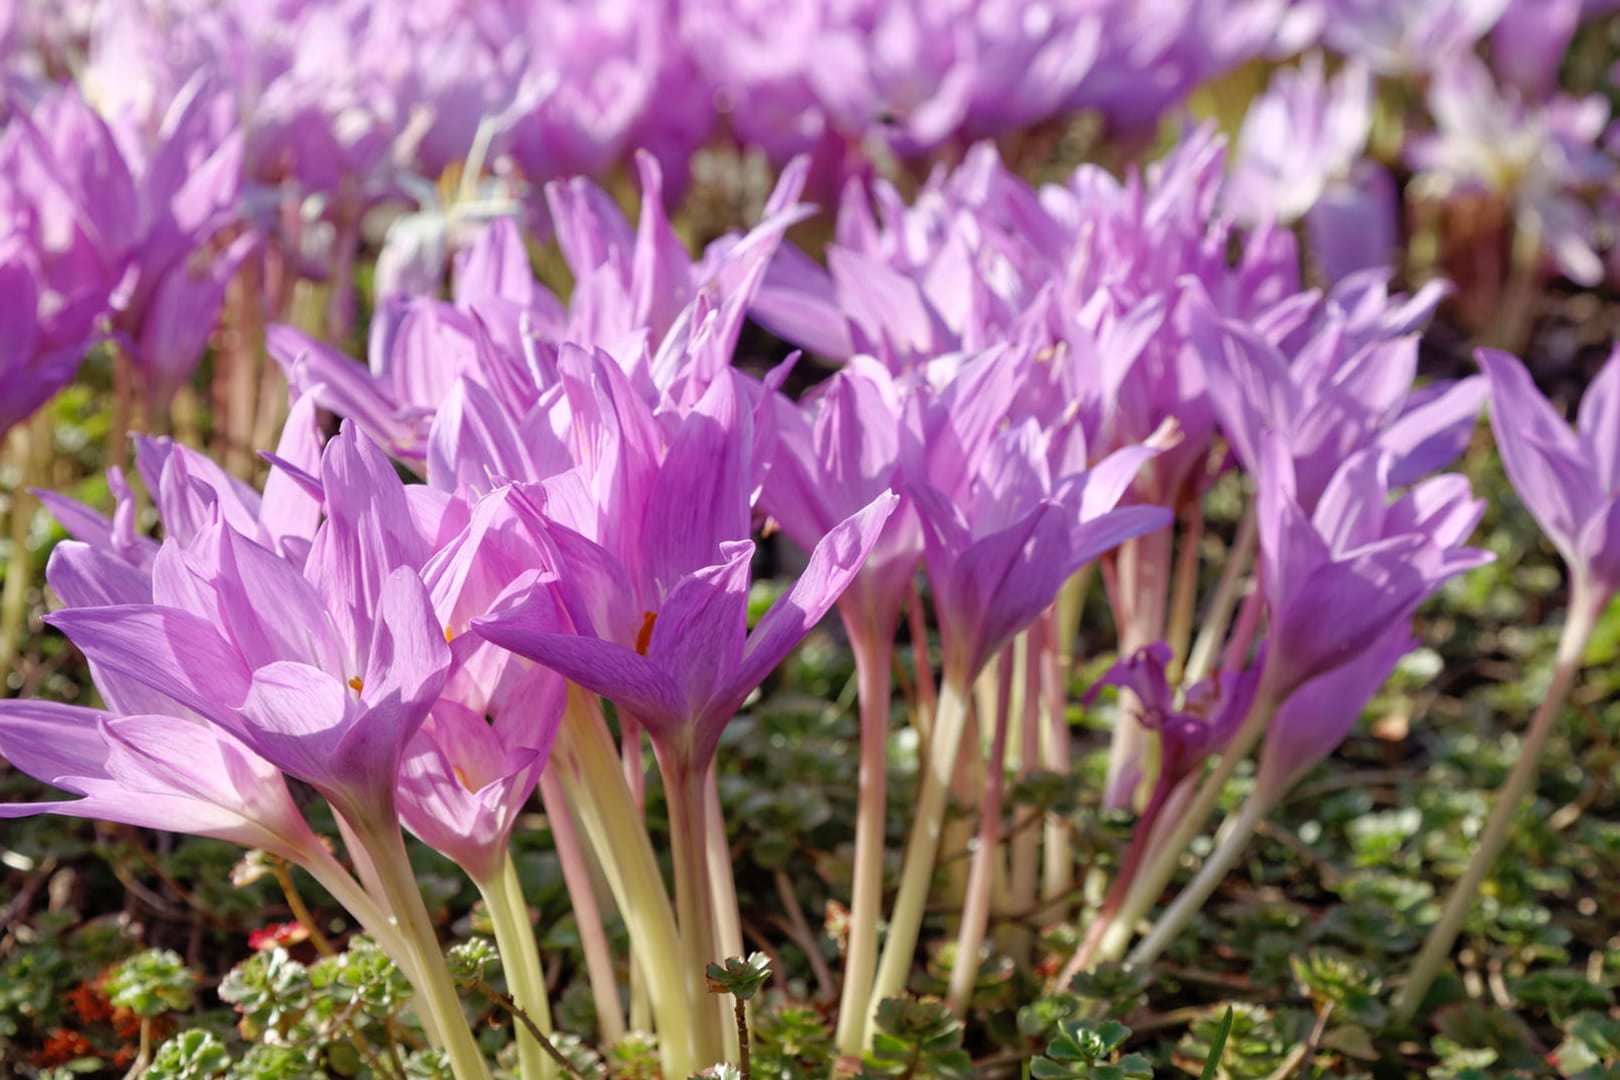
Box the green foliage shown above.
[309,937,413,1021]
[606,1031,663,1080]
[447,936,502,985]
[218,948,312,1036]
[752,1005,836,1078]
[104,948,197,1017]
[707,952,773,1001]
[860,997,973,1079]
[145,1030,233,1079]
[1030,1018,1152,1079]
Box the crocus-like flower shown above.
[1409,55,1613,286]
[903,347,1173,682]
[45,425,450,826]
[1256,436,1490,698]
[1479,347,1620,601]
[1223,54,1397,281]
[762,357,922,640]
[475,490,896,769]
[1190,283,1484,512]
[0,700,331,865]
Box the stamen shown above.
[348,675,364,693]
[635,611,658,656]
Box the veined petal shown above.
[646,542,753,721]
[734,492,899,701]
[474,607,687,735]
[47,605,252,725]
[1480,348,1602,551]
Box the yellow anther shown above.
[348,675,364,693]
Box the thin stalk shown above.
[0,421,36,688]
[704,768,746,1061]
[555,693,697,1076]
[661,752,730,1067]
[1095,688,1283,964]
[1004,627,1042,959]
[947,663,1014,1013]
[298,844,419,983]
[539,771,626,1044]
[223,257,265,480]
[1127,787,1276,966]
[1184,504,1257,686]
[1056,755,1193,985]
[865,675,973,1046]
[906,581,938,737]
[110,345,133,474]
[1485,220,1542,354]
[346,815,493,1080]
[1220,585,1263,675]
[622,715,647,811]
[1039,608,1074,918]
[833,625,897,1058]
[478,851,557,1080]
[1392,582,1606,1023]
[269,860,336,956]
[1103,528,1171,810]
[1166,500,1205,679]
[733,993,752,1080]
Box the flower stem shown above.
[347,816,492,1080]
[477,851,556,1080]
[833,626,895,1058]
[661,751,730,1067]
[0,420,38,689]
[947,666,1013,1013]
[539,771,626,1044]
[1392,582,1606,1023]
[1095,687,1283,964]
[1166,500,1205,681]
[1127,786,1276,966]
[865,674,973,1044]
[555,692,697,1076]
[1184,503,1256,686]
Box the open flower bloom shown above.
[762,357,923,638]
[1256,436,1490,698]
[903,347,1173,682]
[1408,55,1613,286]
[1191,282,1482,512]
[1479,346,1620,600]
[475,490,896,769]
[0,700,331,866]
[45,425,451,826]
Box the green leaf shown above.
[1198,1008,1235,1080]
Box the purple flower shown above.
[1255,626,1416,797]
[1479,347,1620,600]
[1190,282,1482,512]
[1225,54,1374,227]
[1256,436,1489,697]
[762,358,923,637]
[475,491,896,768]
[0,700,329,866]
[45,426,451,825]
[903,348,1173,681]
[1409,55,1613,286]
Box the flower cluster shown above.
[1,2,1619,1076]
